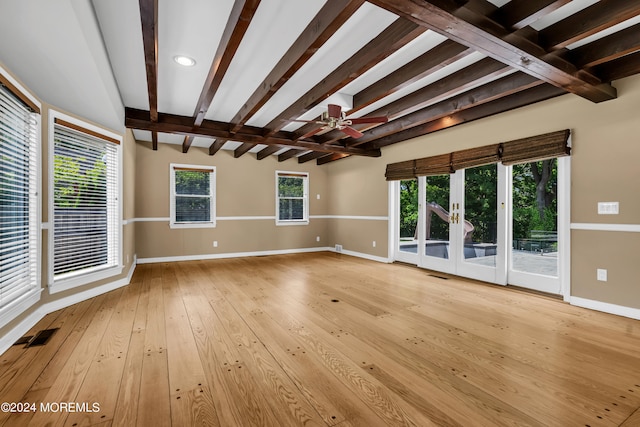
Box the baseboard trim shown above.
[570,296,640,320]
[331,248,391,264]
[0,256,137,356]
[137,247,332,264]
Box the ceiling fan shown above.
[288,104,388,139]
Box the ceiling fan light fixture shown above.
[173,55,196,67]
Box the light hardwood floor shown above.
[1,252,640,426]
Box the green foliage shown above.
[278,177,304,197]
[175,170,210,195]
[53,154,106,208]
[512,160,557,239]
[399,179,418,238]
[464,164,497,243]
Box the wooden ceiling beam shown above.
[493,0,570,30]
[139,0,158,122]
[125,108,381,157]
[263,18,426,135]
[352,39,473,114]
[297,151,327,164]
[234,143,256,158]
[229,0,364,133]
[317,153,350,165]
[138,0,158,150]
[256,145,282,160]
[173,0,261,154]
[362,84,567,150]
[367,0,616,103]
[539,0,640,50]
[568,23,640,69]
[278,149,302,162]
[192,0,261,128]
[594,51,640,83]
[349,72,543,147]
[209,139,226,156]
[182,135,194,153]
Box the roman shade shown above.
[385,130,571,180]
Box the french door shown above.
[416,164,507,284]
[395,159,566,294]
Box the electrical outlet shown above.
[597,269,607,282]
[335,244,342,253]
[316,236,320,242]
[372,241,376,247]
[316,194,320,200]
[213,241,218,248]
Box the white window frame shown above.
[276,171,309,226]
[48,110,123,293]
[0,65,42,328]
[170,163,216,229]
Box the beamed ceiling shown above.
[94,0,640,165]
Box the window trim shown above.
[275,171,309,226]
[48,110,123,293]
[170,163,216,229]
[0,64,42,328]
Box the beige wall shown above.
[134,142,329,259]
[327,74,640,309]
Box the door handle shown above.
[450,213,455,224]
[455,213,459,224]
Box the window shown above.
[50,113,122,291]
[170,164,215,228]
[276,171,308,225]
[0,74,40,325]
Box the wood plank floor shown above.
[1,252,640,426]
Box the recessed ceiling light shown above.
[173,55,196,67]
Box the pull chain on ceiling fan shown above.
[287,104,388,139]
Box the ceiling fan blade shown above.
[327,104,342,119]
[348,116,388,124]
[299,127,325,139]
[340,126,363,139]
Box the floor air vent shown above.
[14,328,58,348]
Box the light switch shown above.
[598,202,619,215]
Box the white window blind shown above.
[276,172,308,224]
[0,84,39,312]
[52,120,119,281]
[170,165,215,228]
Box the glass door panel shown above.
[509,159,561,294]
[397,179,419,262]
[458,164,505,284]
[462,164,498,267]
[424,175,451,261]
[419,174,456,273]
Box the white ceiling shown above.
[2,0,637,158]
[0,0,124,133]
